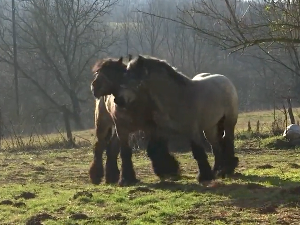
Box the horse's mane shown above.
[92,57,128,74]
[138,55,191,86]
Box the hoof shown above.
[197,172,215,183]
[212,168,221,177]
[214,169,226,179]
[226,156,239,175]
[118,178,140,187]
[158,172,181,182]
[105,174,120,184]
[216,156,239,178]
[159,177,166,183]
[168,174,181,181]
[89,161,104,185]
[105,168,120,184]
[90,177,102,185]
[151,157,181,181]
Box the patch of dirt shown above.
[0,199,13,205]
[73,191,93,200]
[289,163,300,169]
[246,183,265,190]
[258,204,278,214]
[56,206,66,213]
[128,186,155,194]
[69,213,89,220]
[33,166,47,172]
[26,213,56,225]
[209,215,228,223]
[15,191,36,200]
[56,156,71,161]
[13,201,26,207]
[0,163,9,167]
[256,164,275,169]
[275,220,291,225]
[105,213,126,221]
[206,181,225,188]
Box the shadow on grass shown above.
[137,173,300,211]
[231,173,300,186]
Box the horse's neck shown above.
[147,78,193,119]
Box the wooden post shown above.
[256,120,260,133]
[248,120,251,132]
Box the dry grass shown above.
[236,107,300,131]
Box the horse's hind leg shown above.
[147,133,180,181]
[190,131,214,182]
[105,128,120,184]
[222,119,239,176]
[204,126,223,177]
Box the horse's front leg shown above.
[147,132,181,182]
[105,131,121,184]
[116,128,139,186]
[89,139,106,185]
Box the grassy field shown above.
[0,109,300,224]
[0,148,300,224]
[236,108,300,131]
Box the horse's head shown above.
[117,55,173,107]
[91,57,126,98]
[114,55,150,106]
[116,54,190,112]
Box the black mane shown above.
[137,55,191,86]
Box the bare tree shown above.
[130,0,167,56]
[0,0,118,135]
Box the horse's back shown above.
[192,73,211,80]
[193,73,237,99]
[193,73,238,122]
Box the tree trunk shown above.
[287,98,295,124]
[69,90,84,130]
[61,105,75,147]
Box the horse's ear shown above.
[117,57,123,64]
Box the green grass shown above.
[0,148,300,224]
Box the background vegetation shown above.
[1,1,300,223]
[1,0,300,138]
